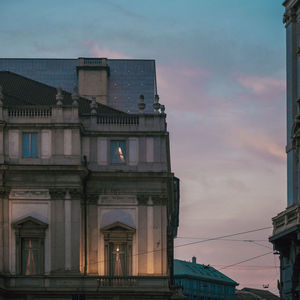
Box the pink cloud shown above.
[239,130,286,162]
[157,64,212,88]
[83,40,132,59]
[155,62,283,297]
[236,74,285,100]
[231,127,285,163]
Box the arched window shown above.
[12,216,48,275]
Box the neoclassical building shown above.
[0,58,180,299]
[269,1,300,299]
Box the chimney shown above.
[77,57,110,105]
[192,256,197,264]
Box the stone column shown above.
[147,197,154,274]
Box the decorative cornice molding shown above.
[69,188,83,200]
[137,194,167,206]
[0,187,10,198]
[49,189,66,200]
[98,194,137,206]
[87,194,98,203]
[283,7,298,26]
[9,189,50,200]
[152,195,167,205]
[49,188,82,200]
[137,194,148,206]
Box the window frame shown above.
[22,132,38,158]
[110,140,127,165]
[12,216,48,276]
[101,222,135,276]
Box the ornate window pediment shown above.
[101,221,136,233]
[13,216,48,230]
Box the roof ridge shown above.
[174,259,238,285]
[0,71,127,114]
[0,71,63,91]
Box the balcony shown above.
[81,113,167,132]
[2,105,79,124]
[271,204,300,236]
[0,275,169,293]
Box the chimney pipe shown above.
[192,256,196,264]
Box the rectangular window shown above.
[21,238,41,275]
[111,141,126,164]
[109,243,127,276]
[23,133,38,158]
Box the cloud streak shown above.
[83,40,132,59]
[236,74,285,100]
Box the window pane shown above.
[109,243,126,276]
[31,133,38,157]
[23,133,38,158]
[23,133,30,157]
[21,239,40,275]
[111,141,126,164]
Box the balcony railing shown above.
[96,276,137,287]
[1,275,169,291]
[7,107,52,118]
[97,115,139,125]
[83,58,104,65]
[272,204,300,236]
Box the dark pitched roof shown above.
[0,71,126,115]
[174,259,238,286]
[236,288,280,300]
[0,58,157,113]
[235,290,258,300]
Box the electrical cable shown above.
[220,251,273,270]
[176,237,268,242]
[175,226,272,249]
[78,226,273,269]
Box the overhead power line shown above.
[78,226,273,269]
[175,226,272,249]
[220,251,273,270]
[176,237,268,242]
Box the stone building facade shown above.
[269,1,300,299]
[0,58,180,299]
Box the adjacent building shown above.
[174,257,238,299]
[0,58,180,299]
[269,1,300,299]
[235,288,280,300]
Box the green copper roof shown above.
[174,259,238,286]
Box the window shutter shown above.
[31,133,38,157]
[23,134,30,157]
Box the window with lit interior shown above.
[13,217,48,275]
[101,222,135,276]
[111,141,126,164]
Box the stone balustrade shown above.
[272,204,300,236]
[1,106,166,132]
[2,105,79,124]
[0,275,169,292]
[82,113,167,132]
